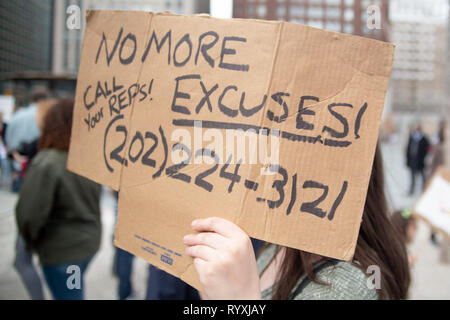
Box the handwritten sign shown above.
[68,10,394,290]
[413,167,450,238]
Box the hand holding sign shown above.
[184,217,261,300]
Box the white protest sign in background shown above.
[414,167,450,237]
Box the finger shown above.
[191,217,244,238]
[183,232,228,249]
[185,245,216,261]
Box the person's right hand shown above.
[183,217,261,300]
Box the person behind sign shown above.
[183,145,411,299]
[427,121,446,179]
[15,98,102,300]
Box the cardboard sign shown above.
[413,167,450,238]
[68,10,394,290]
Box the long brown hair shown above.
[272,145,410,300]
[38,98,74,151]
[391,210,416,244]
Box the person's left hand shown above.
[183,217,261,300]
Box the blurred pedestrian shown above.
[0,111,10,188]
[11,97,57,300]
[391,209,417,266]
[111,191,137,300]
[427,121,446,179]
[5,88,51,192]
[15,99,101,300]
[406,124,429,196]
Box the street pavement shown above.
[0,140,449,299]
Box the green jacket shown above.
[16,149,102,266]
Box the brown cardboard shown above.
[67,10,395,291]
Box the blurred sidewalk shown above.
[0,141,449,299]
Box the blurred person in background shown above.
[14,98,59,168]
[391,209,417,266]
[406,123,430,196]
[0,111,9,188]
[428,121,446,178]
[111,190,138,300]
[5,88,51,192]
[12,97,57,300]
[15,99,102,300]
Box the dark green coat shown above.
[16,149,102,266]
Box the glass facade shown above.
[53,0,190,74]
[0,0,54,75]
[233,0,389,41]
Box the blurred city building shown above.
[388,0,449,115]
[233,0,389,41]
[0,0,56,107]
[0,0,54,76]
[52,0,210,75]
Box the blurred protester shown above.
[5,88,51,192]
[114,247,136,299]
[111,191,137,300]
[15,99,101,300]
[406,124,429,196]
[146,266,201,300]
[391,209,417,266]
[0,111,10,187]
[12,98,57,300]
[13,98,58,174]
[428,121,446,179]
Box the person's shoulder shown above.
[31,149,67,171]
[295,260,379,300]
[320,261,378,299]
